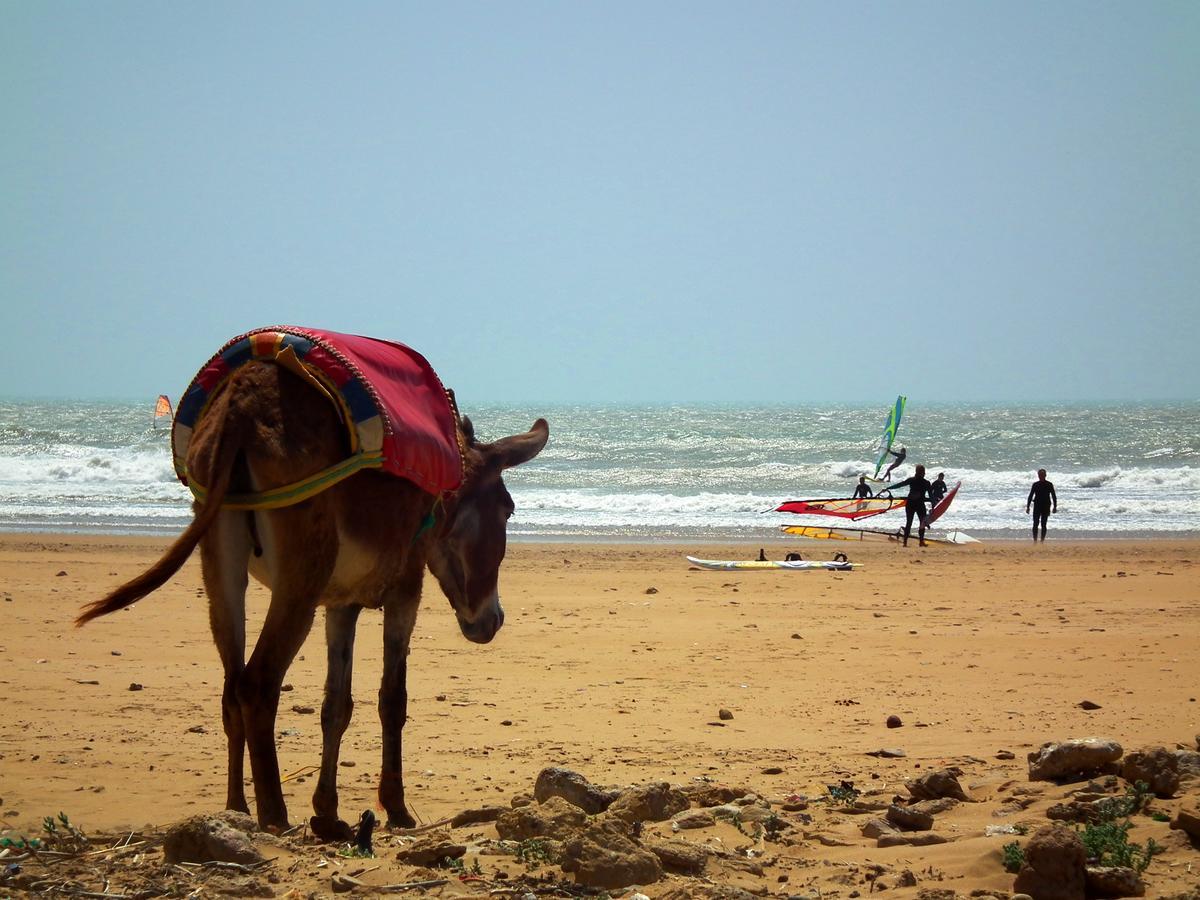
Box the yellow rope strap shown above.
[187,450,385,511]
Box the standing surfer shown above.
[889,464,932,547]
[882,446,906,481]
[853,476,873,499]
[929,472,948,506]
[1026,469,1057,542]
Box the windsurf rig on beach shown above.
[774,494,908,520]
[779,523,979,545]
[872,395,907,478]
[686,554,859,571]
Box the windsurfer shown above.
[1026,469,1057,542]
[889,463,931,547]
[853,476,873,499]
[882,446,906,480]
[929,472,948,506]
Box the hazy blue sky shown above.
[3,2,1197,403]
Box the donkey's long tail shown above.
[76,404,241,627]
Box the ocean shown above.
[1,399,1196,541]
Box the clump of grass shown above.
[515,837,552,869]
[1079,821,1160,873]
[1001,841,1025,873]
[1075,780,1161,873]
[41,812,89,853]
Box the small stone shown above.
[291,705,315,715]
[996,750,1016,760]
[331,873,363,893]
[436,694,447,701]
[718,708,734,720]
[761,766,783,775]
[339,760,355,767]
[280,684,293,692]
[128,683,143,691]
[1078,700,1101,710]
[645,587,658,594]
[501,719,513,726]
[886,715,903,728]
[867,748,907,758]
[56,570,67,577]
[1170,807,1200,841]
[187,725,207,733]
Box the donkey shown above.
[76,359,548,839]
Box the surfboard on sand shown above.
[686,555,859,571]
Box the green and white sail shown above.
[871,395,907,478]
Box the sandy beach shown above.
[1,533,1198,896]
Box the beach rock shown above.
[887,714,903,728]
[450,805,507,827]
[495,795,588,841]
[534,767,618,814]
[1121,747,1179,797]
[1027,737,1123,782]
[1170,807,1200,841]
[680,783,751,807]
[331,873,363,893]
[672,809,716,830]
[912,797,959,817]
[907,767,970,801]
[560,819,662,889]
[163,813,264,865]
[860,817,898,839]
[654,885,759,900]
[645,838,708,874]
[1012,824,1086,900]
[886,803,934,831]
[394,831,466,866]
[877,831,949,847]
[718,708,733,720]
[1046,800,1106,824]
[1175,750,1200,779]
[605,782,689,823]
[1086,865,1145,898]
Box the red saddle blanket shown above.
[173,327,463,496]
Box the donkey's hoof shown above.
[310,815,355,843]
[385,811,417,830]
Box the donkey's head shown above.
[427,416,549,644]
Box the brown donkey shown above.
[77,360,548,839]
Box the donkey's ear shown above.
[460,415,476,447]
[492,418,549,470]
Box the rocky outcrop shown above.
[645,838,708,874]
[1085,865,1146,898]
[605,781,690,823]
[1121,747,1180,798]
[394,831,466,867]
[1027,738,1123,782]
[560,819,663,889]
[907,767,970,801]
[534,767,619,814]
[1012,824,1087,900]
[162,813,264,865]
[495,795,588,841]
[1170,807,1200,842]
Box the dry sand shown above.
[1,533,1198,896]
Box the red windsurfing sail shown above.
[774,495,908,520]
[927,480,961,525]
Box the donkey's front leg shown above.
[310,604,361,842]
[378,586,420,828]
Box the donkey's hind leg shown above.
[201,510,254,814]
[310,604,361,842]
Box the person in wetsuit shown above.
[1026,468,1057,542]
[929,472,948,506]
[882,446,906,480]
[853,476,873,499]
[889,463,932,547]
